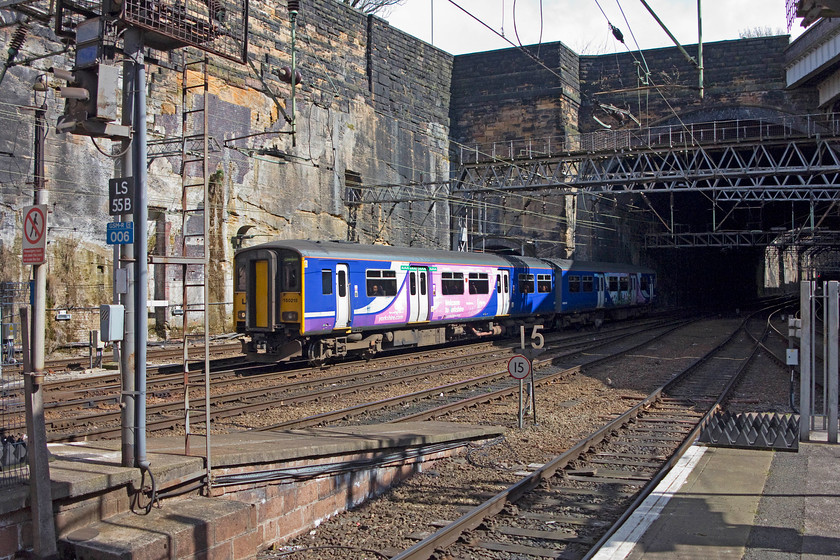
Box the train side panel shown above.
[301,257,507,335]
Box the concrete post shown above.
[20,308,57,559]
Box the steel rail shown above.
[391,311,770,560]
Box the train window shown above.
[518,274,535,294]
[608,277,619,291]
[366,270,397,297]
[235,261,246,292]
[322,270,333,295]
[442,272,464,295]
[568,275,580,293]
[496,276,501,293]
[641,276,650,292]
[468,272,490,294]
[280,254,300,292]
[420,271,427,296]
[338,270,347,298]
[620,276,629,292]
[410,272,417,296]
[537,274,552,293]
[582,276,593,292]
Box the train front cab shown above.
[239,246,304,361]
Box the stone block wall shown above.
[449,40,581,149]
[579,36,818,131]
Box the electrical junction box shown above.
[100,304,124,341]
[786,348,799,366]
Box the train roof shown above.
[542,258,655,274]
[236,240,551,268]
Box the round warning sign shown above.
[22,205,47,265]
[508,354,531,379]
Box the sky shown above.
[383,0,806,56]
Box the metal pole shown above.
[120,30,139,468]
[800,280,812,441]
[32,102,46,374]
[697,0,704,100]
[131,27,149,469]
[430,0,434,45]
[290,5,298,146]
[639,0,698,67]
[828,281,838,443]
[27,92,57,560]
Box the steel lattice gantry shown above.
[454,137,840,201]
[452,125,840,250]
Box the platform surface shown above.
[594,435,840,560]
[0,421,504,516]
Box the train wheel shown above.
[307,342,325,366]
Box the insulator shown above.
[9,23,29,51]
[288,0,300,12]
[278,66,302,85]
[610,24,624,44]
[59,86,90,100]
[50,67,75,82]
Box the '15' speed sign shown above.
[107,221,134,245]
[508,354,531,379]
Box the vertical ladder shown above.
[179,56,211,478]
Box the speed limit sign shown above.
[508,354,531,379]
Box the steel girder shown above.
[453,137,840,202]
[344,181,451,206]
[645,230,840,248]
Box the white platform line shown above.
[590,445,707,560]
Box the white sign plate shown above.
[22,204,47,265]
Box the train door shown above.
[496,270,510,315]
[335,264,350,329]
[596,273,605,308]
[408,267,430,322]
[252,258,271,328]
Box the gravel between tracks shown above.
[260,316,795,559]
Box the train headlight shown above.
[237,311,246,320]
[281,311,299,322]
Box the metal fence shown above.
[1,282,30,487]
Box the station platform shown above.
[594,433,840,560]
[1,422,503,560]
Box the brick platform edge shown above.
[1,434,496,560]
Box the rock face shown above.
[0,1,454,336]
[0,3,817,337]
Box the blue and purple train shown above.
[234,240,656,363]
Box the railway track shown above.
[386,308,781,559]
[42,317,680,441]
[259,318,693,430]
